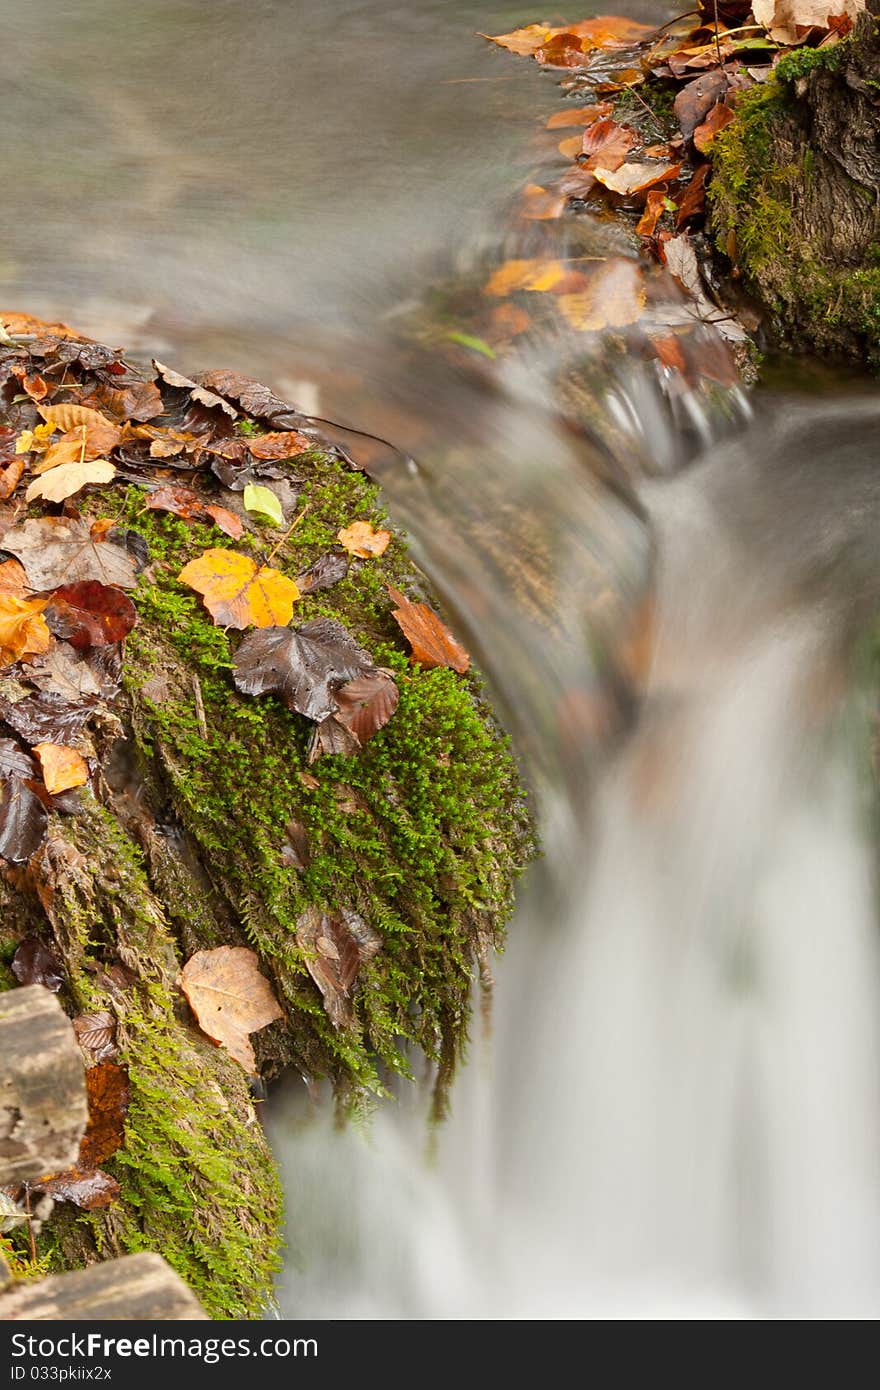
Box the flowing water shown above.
[5,0,880,1320]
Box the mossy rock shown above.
[1,437,533,1316]
[709,17,880,363]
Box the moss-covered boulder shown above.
[709,15,880,362]
[0,333,532,1316]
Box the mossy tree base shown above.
[710,14,880,362]
[1,444,532,1317]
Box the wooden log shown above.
[0,985,88,1184]
[0,1251,207,1320]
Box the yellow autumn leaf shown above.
[178,549,300,629]
[38,403,117,433]
[337,521,391,558]
[556,258,647,332]
[15,422,56,454]
[483,258,568,296]
[0,594,51,667]
[26,458,117,504]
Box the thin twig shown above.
[23,1185,36,1265]
[191,673,208,741]
[620,80,667,136]
[266,504,310,564]
[712,0,724,66]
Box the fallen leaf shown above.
[79,1061,130,1167]
[337,520,391,558]
[247,430,312,460]
[0,455,25,500]
[581,117,636,171]
[480,22,555,55]
[307,716,362,762]
[592,160,682,195]
[0,690,99,746]
[25,458,116,504]
[488,302,533,339]
[556,257,647,332]
[45,582,137,649]
[37,403,115,435]
[636,188,667,236]
[545,102,613,128]
[0,594,51,667]
[751,0,862,43]
[153,360,239,417]
[2,517,140,590]
[387,586,470,673]
[295,906,382,1028]
[0,739,36,779]
[34,743,89,795]
[179,945,284,1072]
[296,550,349,594]
[193,370,297,423]
[693,102,736,153]
[26,641,119,701]
[333,669,399,743]
[243,483,284,526]
[178,549,300,629]
[675,163,711,226]
[662,232,749,342]
[0,559,28,597]
[483,259,567,295]
[144,485,244,539]
[86,378,163,422]
[674,71,729,143]
[11,935,62,989]
[281,818,311,871]
[72,1010,118,1064]
[232,618,376,721]
[521,183,567,219]
[30,1168,120,1210]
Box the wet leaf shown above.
[336,520,391,558]
[751,0,862,43]
[581,117,636,171]
[662,232,748,343]
[232,618,375,721]
[145,485,244,539]
[674,71,729,143]
[0,738,36,779]
[79,1061,130,1167]
[295,906,382,1029]
[556,257,647,332]
[25,642,114,700]
[153,360,238,417]
[545,102,613,129]
[0,689,99,746]
[592,160,682,195]
[11,935,62,989]
[387,586,470,673]
[0,455,25,500]
[296,550,349,594]
[484,258,567,295]
[333,669,399,743]
[25,458,116,504]
[693,102,736,153]
[44,581,137,649]
[0,595,51,667]
[30,1168,120,1210]
[675,163,711,227]
[193,370,298,424]
[243,483,284,526]
[86,377,163,422]
[37,403,115,435]
[636,188,667,236]
[72,1010,118,1064]
[307,715,361,762]
[0,559,28,597]
[178,549,300,629]
[480,22,555,55]
[179,945,284,1072]
[34,743,89,795]
[247,430,312,460]
[2,517,140,590]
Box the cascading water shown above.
[268,398,880,1319]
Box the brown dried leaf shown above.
[2,517,140,590]
[11,935,62,989]
[72,1010,118,1064]
[545,102,613,129]
[693,102,736,153]
[247,430,312,460]
[233,618,375,721]
[387,586,470,673]
[333,669,399,744]
[179,945,284,1072]
[79,1061,129,1167]
[31,1168,120,1210]
[295,906,382,1028]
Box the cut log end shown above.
[0,1251,208,1320]
[0,985,88,1184]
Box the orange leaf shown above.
[582,118,636,171]
[693,102,736,153]
[521,183,566,220]
[0,559,28,597]
[337,520,391,558]
[636,188,668,236]
[0,594,50,667]
[178,548,300,629]
[545,102,613,129]
[591,161,682,196]
[483,258,567,296]
[0,455,25,500]
[248,430,312,460]
[34,743,89,794]
[38,403,117,434]
[179,945,284,1072]
[387,586,470,674]
[480,23,555,55]
[78,1061,130,1167]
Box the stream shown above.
[4,0,880,1319]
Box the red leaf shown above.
[45,582,137,649]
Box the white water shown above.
[269,401,880,1320]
